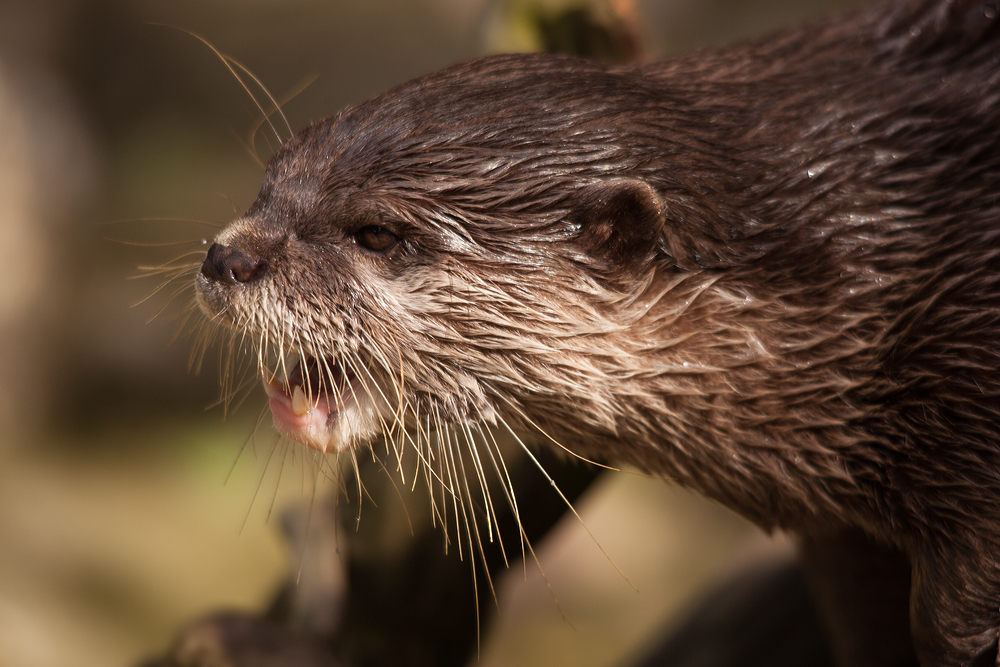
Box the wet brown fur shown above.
[195,1,1000,665]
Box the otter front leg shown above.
[798,530,917,667]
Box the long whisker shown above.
[371,451,415,537]
[151,25,289,144]
[461,420,499,548]
[266,439,292,524]
[241,433,283,534]
[496,413,637,592]
[493,392,621,471]
[294,457,325,585]
[452,429,492,654]
[225,403,272,486]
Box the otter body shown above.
[196,1,1000,665]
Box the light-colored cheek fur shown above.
[371,260,724,442]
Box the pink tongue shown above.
[263,380,334,452]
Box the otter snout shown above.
[194,241,270,322]
[200,242,268,285]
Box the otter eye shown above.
[356,225,399,253]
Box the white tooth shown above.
[292,386,310,416]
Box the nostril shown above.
[201,243,268,285]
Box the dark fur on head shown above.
[196,1,1000,665]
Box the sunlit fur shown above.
[189,1,1000,665]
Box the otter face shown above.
[194,167,664,457]
[193,59,682,457]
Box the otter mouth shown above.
[262,356,356,453]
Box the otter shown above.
[194,0,1000,665]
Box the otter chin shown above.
[193,1,1000,665]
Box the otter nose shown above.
[201,243,267,285]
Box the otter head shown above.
[194,53,736,457]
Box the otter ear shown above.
[573,179,666,268]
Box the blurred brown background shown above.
[0,0,863,665]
